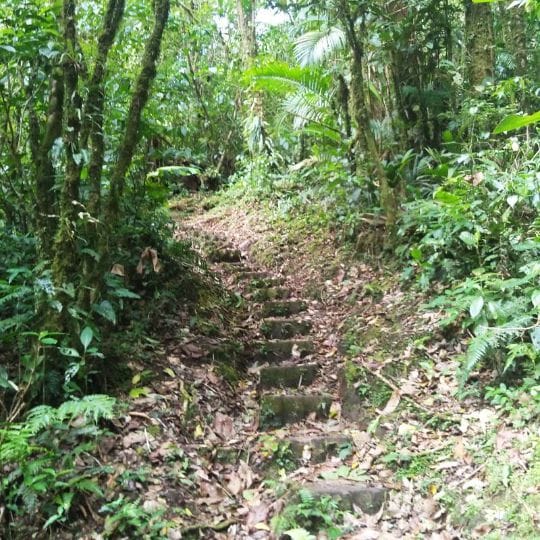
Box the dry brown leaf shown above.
[214,412,235,439]
[453,437,472,463]
[110,263,125,276]
[245,503,269,528]
[381,389,401,415]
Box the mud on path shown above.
[95,199,537,539]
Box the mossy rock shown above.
[252,287,290,302]
[259,363,318,389]
[261,300,307,318]
[260,318,312,339]
[252,339,314,363]
[207,248,242,263]
[260,394,332,428]
[300,481,387,514]
[286,434,352,463]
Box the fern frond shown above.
[462,314,533,380]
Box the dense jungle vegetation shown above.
[0,0,539,537]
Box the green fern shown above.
[462,314,533,381]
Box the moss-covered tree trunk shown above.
[52,0,83,287]
[464,0,494,87]
[33,70,64,256]
[236,0,268,154]
[106,0,170,224]
[337,0,400,236]
[79,0,125,307]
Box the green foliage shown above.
[0,395,115,531]
[272,489,343,538]
[100,496,172,538]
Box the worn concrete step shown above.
[208,248,242,263]
[286,434,352,464]
[300,480,387,514]
[220,261,250,272]
[252,339,314,363]
[241,273,286,289]
[259,363,318,389]
[261,300,307,318]
[260,318,312,339]
[260,393,332,428]
[251,287,291,302]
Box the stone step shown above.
[251,287,291,302]
[285,434,352,464]
[208,248,242,263]
[261,300,307,318]
[259,363,318,389]
[220,261,250,272]
[260,318,311,339]
[241,274,286,289]
[260,394,332,428]
[300,480,387,515]
[252,339,314,363]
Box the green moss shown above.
[215,361,242,385]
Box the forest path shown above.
[165,200,475,539]
[105,199,532,539]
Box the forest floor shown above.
[90,195,539,539]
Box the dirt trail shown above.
[99,201,537,539]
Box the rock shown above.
[208,248,242,263]
[260,318,312,339]
[220,262,249,272]
[259,363,318,389]
[261,300,307,318]
[260,394,332,428]
[252,287,290,302]
[301,480,387,514]
[252,339,314,363]
[239,273,285,289]
[286,434,352,463]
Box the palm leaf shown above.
[294,28,346,67]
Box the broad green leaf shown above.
[506,195,518,208]
[434,190,461,205]
[493,111,540,134]
[111,287,140,299]
[469,297,484,319]
[459,231,477,247]
[93,300,116,324]
[531,290,540,308]
[530,328,540,351]
[80,326,93,351]
[59,347,81,358]
[129,386,150,399]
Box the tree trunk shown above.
[106,0,170,224]
[52,0,84,287]
[236,0,268,154]
[34,70,64,256]
[464,0,494,87]
[337,0,399,235]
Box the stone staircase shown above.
[206,240,388,517]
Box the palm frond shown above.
[294,28,346,67]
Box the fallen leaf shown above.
[214,412,235,439]
[381,389,401,415]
